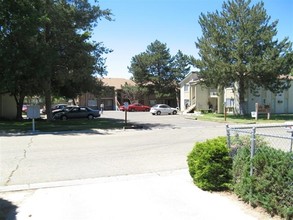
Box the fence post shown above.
[226,124,231,148]
[249,127,256,205]
[250,127,256,176]
[290,130,293,152]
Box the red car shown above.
[119,103,151,112]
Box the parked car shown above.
[53,106,100,120]
[150,104,178,115]
[42,104,69,114]
[119,103,151,112]
[52,106,75,115]
[22,104,29,113]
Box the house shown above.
[179,72,221,113]
[180,72,293,114]
[245,81,293,114]
[78,77,179,110]
[78,78,136,110]
[0,93,17,119]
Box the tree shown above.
[0,0,112,120]
[195,0,293,114]
[129,40,193,105]
[121,83,148,103]
[39,0,112,120]
[173,50,193,82]
[0,0,44,120]
[173,50,194,106]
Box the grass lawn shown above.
[0,117,126,133]
[195,113,293,124]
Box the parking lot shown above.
[101,110,223,130]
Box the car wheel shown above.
[61,115,67,121]
[156,111,161,115]
[88,115,94,120]
[131,109,135,112]
[172,110,177,115]
[152,113,155,115]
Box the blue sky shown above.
[92,0,293,79]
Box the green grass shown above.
[0,118,126,133]
[1,113,293,133]
[196,113,293,124]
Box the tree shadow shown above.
[0,198,18,220]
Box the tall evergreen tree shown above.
[129,40,193,104]
[195,0,293,114]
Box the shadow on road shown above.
[0,198,18,220]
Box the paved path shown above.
[2,170,261,220]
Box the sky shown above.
[92,0,293,79]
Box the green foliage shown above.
[128,40,194,101]
[232,146,252,201]
[121,83,148,103]
[232,141,293,219]
[187,136,232,191]
[0,0,112,120]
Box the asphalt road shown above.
[0,111,227,188]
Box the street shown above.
[0,111,226,188]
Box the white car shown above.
[150,104,178,115]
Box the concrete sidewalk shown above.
[1,169,261,220]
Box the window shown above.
[184,84,189,92]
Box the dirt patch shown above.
[214,191,283,220]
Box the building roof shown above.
[101,78,135,90]
[179,71,199,86]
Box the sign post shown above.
[123,102,129,126]
[27,105,40,132]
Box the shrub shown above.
[232,136,293,219]
[187,136,232,191]
[252,147,293,219]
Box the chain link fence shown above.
[227,123,293,177]
[227,123,293,153]
[226,123,293,218]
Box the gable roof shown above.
[101,78,135,90]
[179,71,199,86]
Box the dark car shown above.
[119,103,151,112]
[42,104,68,114]
[53,106,100,120]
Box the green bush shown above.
[232,140,293,219]
[232,146,253,202]
[253,147,293,219]
[187,136,232,191]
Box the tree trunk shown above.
[14,94,25,121]
[175,88,180,109]
[44,82,52,121]
[238,78,246,115]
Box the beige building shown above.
[180,72,220,113]
[0,93,17,119]
[78,78,136,110]
[180,72,293,114]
